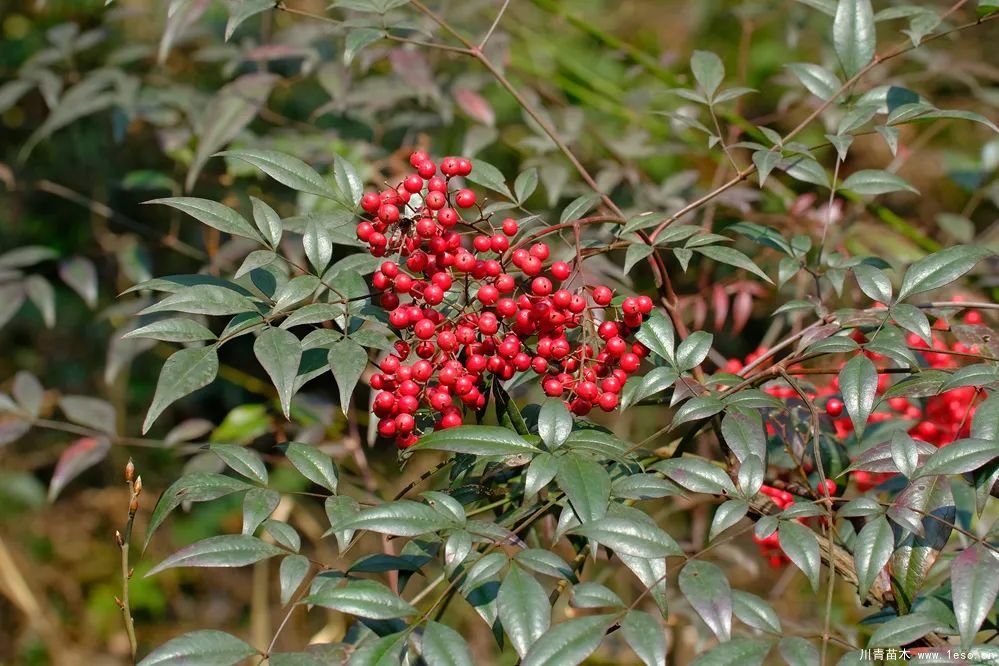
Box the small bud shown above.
[128,567,134,580]
[129,495,139,514]
[115,530,124,547]
[133,476,142,496]
[125,459,135,483]
[114,595,124,609]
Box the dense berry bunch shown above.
[357,151,652,447]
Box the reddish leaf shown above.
[731,290,753,335]
[49,437,111,501]
[712,283,728,332]
[454,87,495,127]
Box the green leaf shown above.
[563,429,632,460]
[498,563,551,658]
[560,193,601,224]
[838,354,877,438]
[524,452,560,498]
[144,473,253,549]
[721,411,766,464]
[328,340,367,415]
[147,197,263,243]
[568,516,681,558]
[465,160,513,199]
[952,544,999,649]
[678,560,732,641]
[333,155,363,205]
[556,455,611,523]
[853,264,893,303]
[853,516,894,600]
[147,535,284,576]
[285,442,339,493]
[137,630,258,666]
[778,520,821,592]
[242,488,280,535]
[302,579,417,619]
[183,73,276,190]
[143,346,219,433]
[279,554,310,606]
[695,245,773,283]
[538,398,573,449]
[570,582,623,608]
[611,474,681,500]
[125,318,218,343]
[621,610,667,666]
[833,0,876,77]
[690,638,772,666]
[324,496,359,552]
[691,50,724,99]
[338,500,457,536]
[635,310,676,364]
[521,615,613,666]
[217,150,341,201]
[411,425,537,456]
[211,444,268,485]
[841,169,918,196]
[786,63,842,100]
[941,364,999,392]
[972,394,999,441]
[654,458,736,495]
[262,520,300,552]
[140,285,257,317]
[345,28,384,65]
[621,367,679,409]
[889,430,921,479]
[748,150,778,187]
[779,637,819,666]
[303,219,333,274]
[58,396,116,435]
[672,396,724,426]
[249,197,282,248]
[422,621,474,666]
[710,500,749,541]
[890,304,932,345]
[224,0,274,40]
[868,613,942,647]
[675,331,713,372]
[514,168,539,203]
[914,438,999,478]
[624,243,654,275]
[515,549,573,579]
[254,327,301,419]
[732,590,782,633]
[897,246,992,301]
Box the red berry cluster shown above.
[356,151,653,447]
[724,308,989,495]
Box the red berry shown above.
[826,399,844,418]
[592,285,613,305]
[454,189,476,208]
[502,218,519,236]
[417,160,437,179]
[543,377,564,397]
[531,277,553,296]
[550,261,571,281]
[404,174,424,193]
[529,243,550,260]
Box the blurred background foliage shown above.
[0,0,997,663]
